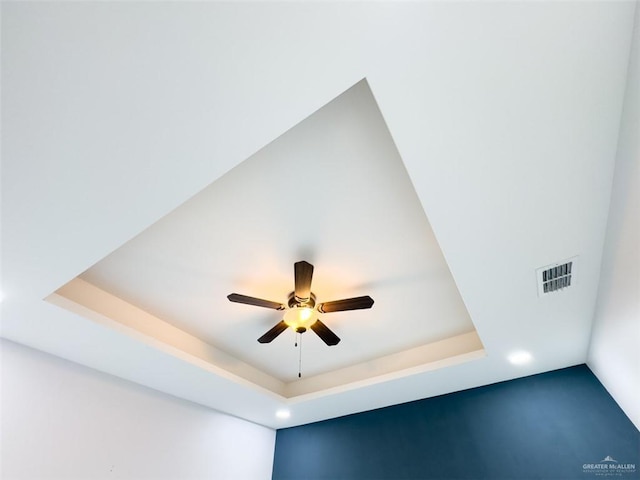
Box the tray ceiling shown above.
[50,81,483,398]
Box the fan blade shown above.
[317,295,374,313]
[257,320,288,343]
[294,261,314,300]
[310,319,340,346]
[227,293,285,310]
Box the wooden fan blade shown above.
[317,295,374,313]
[294,261,314,300]
[257,320,288,343]
[227,293,285,310]
[310,319,340,346]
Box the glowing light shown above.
[283,306,315,330]
[508,350,533,365]
[276,409,291,419]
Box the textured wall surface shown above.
[589,3,639,430]
[1,339,275,480]
[273,365,639,480]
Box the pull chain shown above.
[298,333,303,378]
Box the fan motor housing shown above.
[288,291,316,309]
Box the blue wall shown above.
[273,365,639,479]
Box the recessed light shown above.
[508,351,533,365]
[276,409,291,419]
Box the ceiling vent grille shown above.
[536,257,577,297]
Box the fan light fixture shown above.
[283,306,315,331]
[227,261,374,347]
[227,261,375,377]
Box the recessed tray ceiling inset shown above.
[49,79,483,399]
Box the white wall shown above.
[588,5,639,430]
[0,339,275,480]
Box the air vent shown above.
[536,257,578,297]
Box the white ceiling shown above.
[1,1,636,428]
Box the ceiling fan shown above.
[228,261,374,346]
